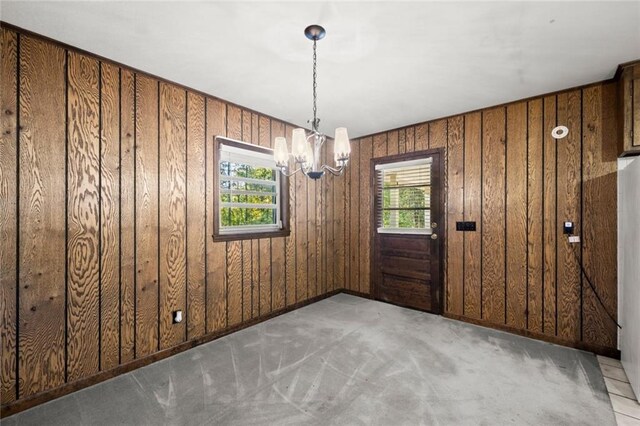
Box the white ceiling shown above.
[2,1,640,138]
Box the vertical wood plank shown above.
[241,110,253,322]
[542,95,557,336]
[295,127,308,301]
[463,112,482,319]
[325,138,335,293]
[405,126,415,153]
[186,92,206,340]
[398,129,406,154]
[415,123,428,151]
[349,141,360,292]
[271,121,286,310]
[359,137,373,294]
[556,90,581,341]
[506,102,528,329]
[159,83,187,349]
[446,116,464,315]
[481,107,506,324]
[387,130,399,156]
[257,115,272,313]
[373,133,387,158]
[315,143,323,297]
[18,36,66,396]
[225,105,243,326]
[307,174,317,297]
[119,69,135,362]
[527,99,544,333]
[134,74,159,357]
[205,98,227,332]
[250,114,260,317]
[582,84,618,348]
[284,124,297,304]
[99,61,120,371]
[0,28,18,402]
[343,142,351,290]
[429,119,448,149]
[67,51,101,381]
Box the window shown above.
[375,157,432,234]
[213,137,289,241]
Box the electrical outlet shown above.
[173,310,183,324]
[568,235,580,244]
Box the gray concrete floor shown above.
[2,294,616,425]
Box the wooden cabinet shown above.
[619,62,640,156]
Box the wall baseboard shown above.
[443,312,621,359]
[0,290,341,418]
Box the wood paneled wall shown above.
[341,83,619,354]
[0,27,332,408]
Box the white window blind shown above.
[375,158,432,235]
[219,140,282,234]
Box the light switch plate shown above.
[173,310,183,324]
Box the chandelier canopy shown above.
[273,25,351,180]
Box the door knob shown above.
[431,233,438,240]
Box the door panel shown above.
[371,150,443,314]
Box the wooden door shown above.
[371,149,444,313]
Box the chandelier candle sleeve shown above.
[274,137,289,167]
[334,127,350,163]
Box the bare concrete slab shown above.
[2,294,616,425]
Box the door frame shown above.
[369,148,445,313]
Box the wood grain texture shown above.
[429,119,447,149]
[506,102,527,329]
[582,84,617,348]
[0,28,18,403]
[205,98,227,332]
[481,107,506,324]
[527,99,544,333]
[387,130,399,156]
[295,126,308,301]
[343,148,351,290]
[358,137,373,294]
[315,145,323,297]
[463,112,482,319]
[186,92,206,340]
[159,83,187,349]
[18,35,66,396]
[251,114,261,318]
[225,105,243,326]
[119,69,136,362]
[373,133,387,158]
[307,178,318,297]
[257,115,272,313]
[134,74,159,357]
[446,115,464,315]
[284,126,297,304]
[271,121,286,311]
[398,129,406,154]
[325,138,335,293]
[556,90,581,342]
[542,95,557,336]
[405,127,415,153]
[241,110,253,322]
[415,123,428,152]
[67,51,101,382]
[349,141,360,292]
[99,61,120,371]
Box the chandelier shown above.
[273,25,351,180]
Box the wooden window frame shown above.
[212,136,290,242]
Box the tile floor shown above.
[598,355,640,425]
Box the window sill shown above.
[211,229,290,242]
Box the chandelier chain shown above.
[312,38,318,131]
